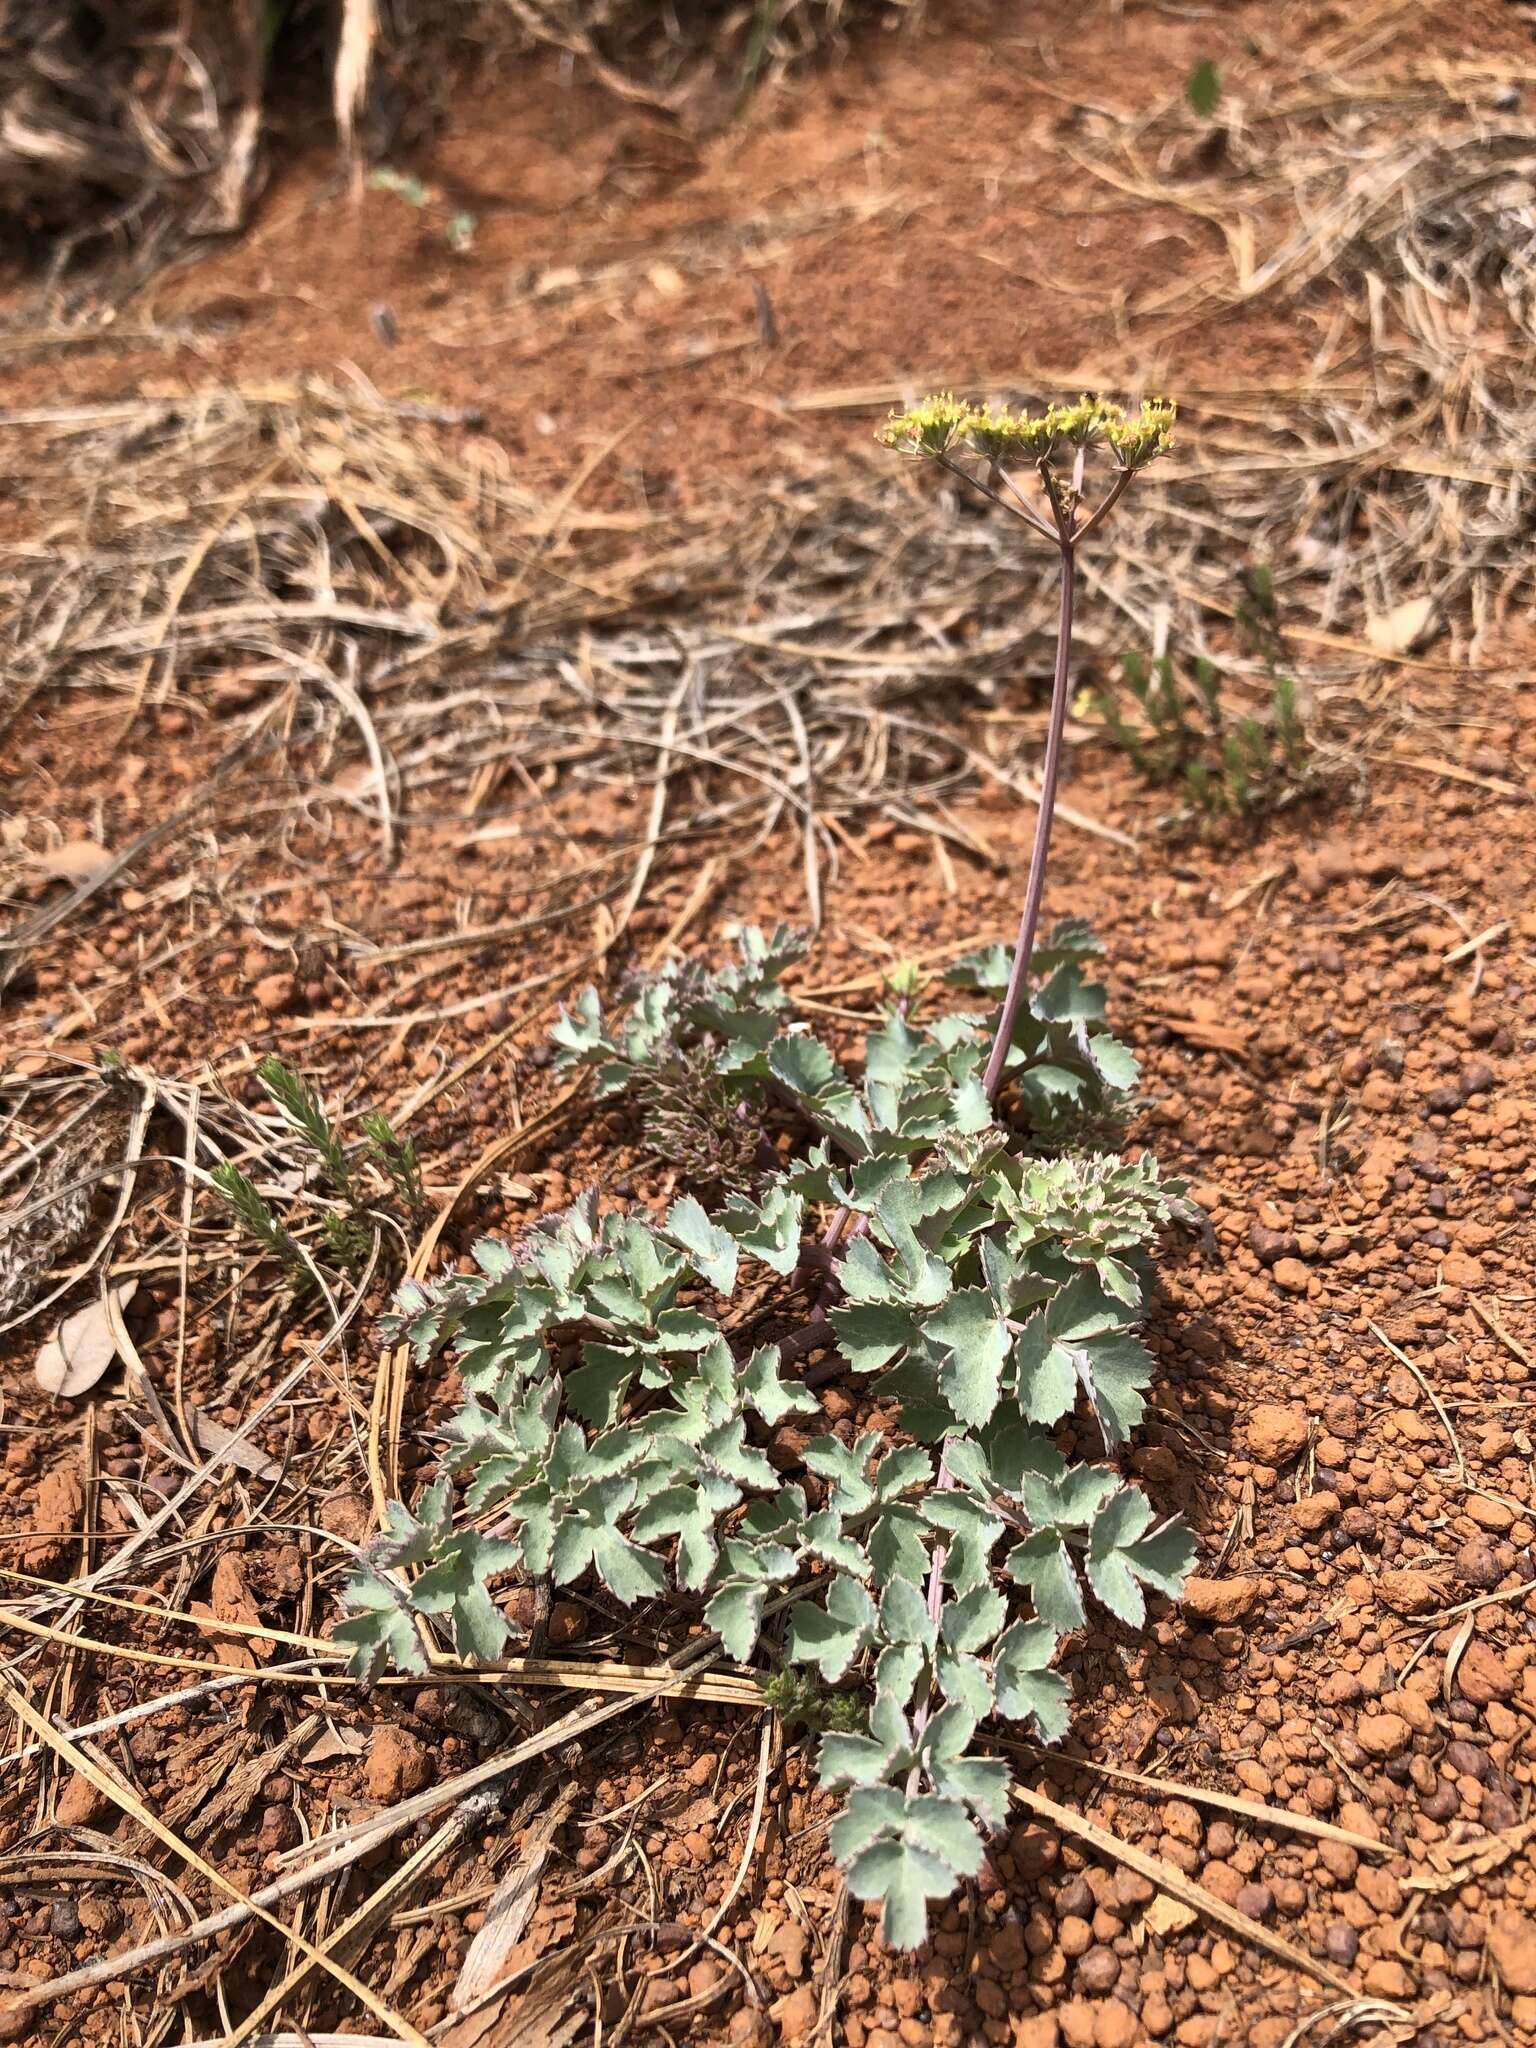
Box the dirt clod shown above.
[21,1464,84,1577]
[1490,1913,1536,1996]
[1246,1405,1309,1465]
[1454,1639,1514,1706]
[1377,1567,1452,1615]
[547,1600,587,1645]
[1356,1712,1410,1759]
[1455,1537,1502,1588]
[253,970,296,1015]
[1180,1576,1262,1624]
[53,1771,106,1829]
[318,1490,372,1543]
[1270,1257,1310,1295]
[364,1725,432,1804]
[770,1984,818,2040]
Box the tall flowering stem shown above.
[879,392,1174,1105]
[982,544,1074,1100]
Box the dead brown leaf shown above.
[1405,1817,1536,1895]
[184,1407,281,1482]
[454,1784,578,2011]
[1143,1894,1198,1938]
[187,1604,259,1671]
[1365,594,1440,656]
[299,1721,367,1765]
[188,1553,273,1667]
[27,838,112,886]
[1148,1004,1252,1055]
[35,1281,137,1398]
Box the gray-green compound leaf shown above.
[721,1183,804,1276]
[786,1573,878,1683]
[830,1302,916,1375]
[589,1526,668,1605]
[737,1344,819,1426]
[819,1727,906,1788]
[993,1619,1070,1743]
[1086,1487,1195,1626]
[335,1572,430,1680]
[846,1838,964,1951]
[900,1794,985,1878]
[665,1195,739,1295]
[928,1752,1011,1828]
[941,1582,1006,1654]
[828,1783,907,1861]
[868,1503,929,1584]
[409,1532,521,1663]
[927,1286,1009,1428]
[880,1573,938,1653]
[1004,1530,1086,1632]
[706,1581,766,1662]
[631,1484,725,1590]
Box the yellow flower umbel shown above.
[964,404,1060,465]
[879,390,1175,485]
[878,385,1179,1103]
[1044,394,1124,449]
[877,391,975,457]
[1106,397,1177,470]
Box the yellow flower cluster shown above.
[966,404,1061,462]
[1106,397,1177,468]
[874,390,974,456]
[879,393,1176,470]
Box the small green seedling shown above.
[257,1054,353,1197]
[1187,59,1221,119]
[361,1110,425,1211]
[369,167,477,254]
[209,1162,306,1281]
[1096,570,1318,833]
[212,1059,425,1282]
[762,1668,869,1735]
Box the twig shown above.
[1010,1781,1368,1999]
[1368,1320,1465,1482]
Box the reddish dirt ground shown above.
[1,2,1535,2045]
[6,0,1524,496]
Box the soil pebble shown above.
[1246,1404,1309,1464]
[1181,1576,1262,1624]
[364,1725,432,1804]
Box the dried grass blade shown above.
[0,1674,430,2045]
[334,0,379,168]
[1010,1782,1365,1999]
[1003,1741,1390,1856]
[224,1796,478,2046]
[454,1784,578,2009]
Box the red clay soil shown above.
[0,0,1524,498]
[1,3,1535,2046]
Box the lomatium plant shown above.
[341,396,1192,1950]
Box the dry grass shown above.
[489,0,924,116]
[0,0,268,272]
[1065,36,1536,671]
[0,0,921,289]
[0,377,1071,925]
